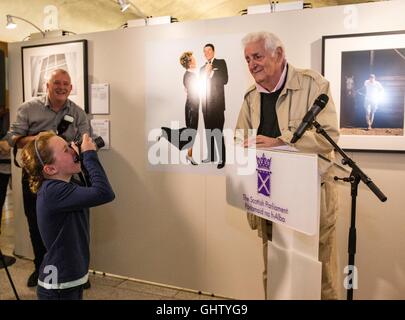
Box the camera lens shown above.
[75,136,105,150]
[93,136,105,149]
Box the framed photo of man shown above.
[322,30,405,152]
[21,39,89,112]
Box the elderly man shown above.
[235,32,340,299]
[8,69,89,287]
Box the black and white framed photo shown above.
[322,31,405,152]
[21,39,88,112]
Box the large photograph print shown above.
[21,40,88,112]
[145,33,250,173]
[322,31,405,151]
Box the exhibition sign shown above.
[226,147,320,235]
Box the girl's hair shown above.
[179,51,193,69]
[21,131,56,193]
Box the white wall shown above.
[8,0,405,299]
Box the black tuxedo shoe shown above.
[217,162,225,169]
[202,158,214,163]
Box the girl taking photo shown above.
[21,132,115,300]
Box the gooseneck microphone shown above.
[290,94,329,144]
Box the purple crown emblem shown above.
[256,153,272,197]
[256,153,271,170]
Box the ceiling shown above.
[0,0,385,43]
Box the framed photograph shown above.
[322,31,405,152]
[21,39,88,112]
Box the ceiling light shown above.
[5,14,45,37]
[118,0,130,12]
[6,15,16,29]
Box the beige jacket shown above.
[235,63,340,235]
[236,64,339,153]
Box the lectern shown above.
[226,146,325,299]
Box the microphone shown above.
[290,94,329,144]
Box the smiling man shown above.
[8,68,89,288]
[235,32,340,300]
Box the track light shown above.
[5,14,45,37]
[118,0,130,12]
[6,15,16,29]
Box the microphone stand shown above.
[311,120,387,300]
[0,249,20,300]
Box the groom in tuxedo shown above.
[200,43,228,169]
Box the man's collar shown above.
[282,63,300,91]
[45,95,69,111]
[255,61,287,94]
[44,95,51,108]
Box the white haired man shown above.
[235,31,340,299]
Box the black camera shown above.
[72,136,105,164]
[74,135,105,150]
[57,114,105,150]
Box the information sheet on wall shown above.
[90,119,110,149]
[91,83,109,114]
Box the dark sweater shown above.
[257,65,287,138]
[37,151,115,287]
[257,90,282,138]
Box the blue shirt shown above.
[37,151,115,288]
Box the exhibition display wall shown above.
[7,0,405,299]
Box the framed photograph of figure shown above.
[21,39,88,112]
[322,30,405,152]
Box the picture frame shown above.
[21,39,88,112]
[322,31,405,152]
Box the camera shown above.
[72,135,105,164]
[57,114,105,150]
[74,135,105,150]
